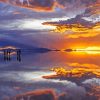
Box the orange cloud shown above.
[44,67,100,79]
[67,63,100,69]
[67,22,100,38]
[0,0,56,12]
[14,89,56,100]
[44,22,100,38]
[0,0,99,12]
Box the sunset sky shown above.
[0,0,100,50]
[0,0,100,100]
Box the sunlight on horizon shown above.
[75,46,100,54]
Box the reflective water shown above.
[0,51,100,100]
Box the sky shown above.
[0,0,100,50]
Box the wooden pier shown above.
[1,49,21,62]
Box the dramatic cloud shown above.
[43,67,100,85]
[0,0,99,13]
[13,86,100,100]
[43,15,100,38]
[14,89,56,100]
[13,87,86,100]
[0,0,56,12]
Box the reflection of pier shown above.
[0,47,51,62]
[2,49,21,62]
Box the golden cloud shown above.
[49,67,100,78]
[44,22,100,38]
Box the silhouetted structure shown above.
[4,49,7,61]
[1,47,52,62]
[3,49,11,61]
[3,49,21,62]
[16,49,21,62]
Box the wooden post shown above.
[16,49,21,62]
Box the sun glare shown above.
[75,46,100,54]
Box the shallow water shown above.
[0,51,100,99]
